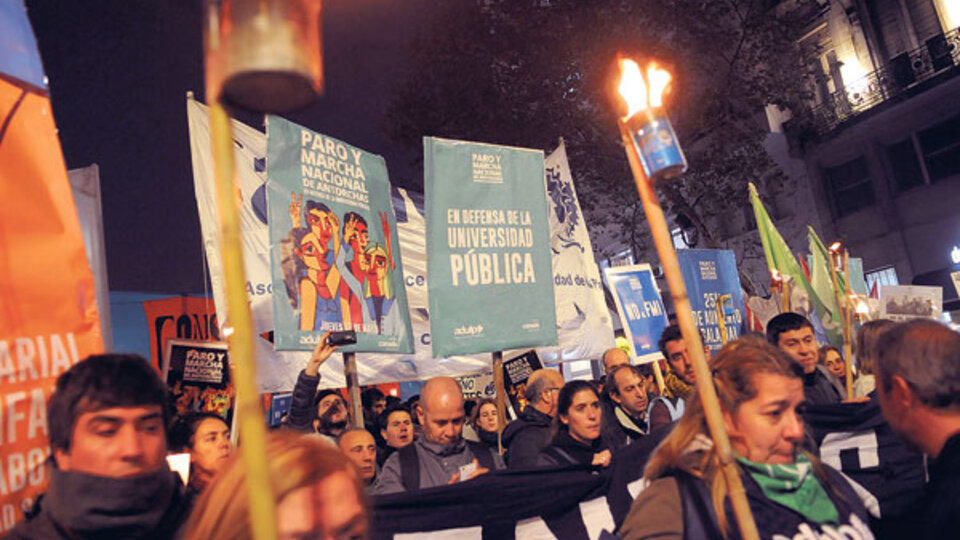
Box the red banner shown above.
[142,296,220,371]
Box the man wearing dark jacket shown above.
[286,332,348,441]
[876,320,960,539]
[502,368,564,468]
[10,354,190,539]
[602,364,648,449]
[767,312,840,405]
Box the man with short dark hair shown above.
[287,333,350,442]
[767,312,840,405]
[502,368,565,468]
[373,377,503,493]
[603,365,648,447]
[10,354,190,539]
[377,404,414,467]
[647,324,698,432]
[876,320,960,538]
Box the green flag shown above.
[749,183,841,345]
[808,227,844,347]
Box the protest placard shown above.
[605,264,669,363]
[676,249,746,350]
[503,350,544,414]
[266,116,413,353]
[425,137,557,357]
[163,340,236,428]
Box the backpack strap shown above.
[399,443,420,492]
[466,440,496,471]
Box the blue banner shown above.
[604,264,668,363]
[676,249,746,350]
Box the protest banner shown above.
[540,140,614,361]
[879,284,943,321]
[189,98,489,390]
[502,350,544,415]
[266,115,414,354]
[0,3,104,529]
[163,340,236,429]
[142,296,220,371]
[676,249,746,350]
[424,137,558,357]
[454,372,496,400]
[604,264,669,363]
[370,402,912,539]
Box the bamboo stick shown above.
[618,121,759,540]
[343,352,364,428]
[492,351,506,453]
[208,101,277,540]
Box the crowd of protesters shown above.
[8,318,960,538]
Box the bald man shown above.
[602,347,630,374]
[502,368,565,469]
[373,377,504,494]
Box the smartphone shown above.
[166,453,191,485]
[326,330,357,347]
[458,461,477,482]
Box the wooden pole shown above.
[651,358,667,395]
[618,121,759,540]
[781,277,791,313]
[827,252,854,400]
[207,101,277,540]
[842,250,855,398]
[491,351,506,453]
[343,352,363,428]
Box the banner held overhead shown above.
[425,136,557,357]
[266,115,414,354]
[605,264,669,364]
[676,249,746,351]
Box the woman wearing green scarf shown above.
[620,338,874,539]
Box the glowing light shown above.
[829,241,842,253]
[617,59,673,118]
[647,64,672,108]
[855,299,870,315]
[951,245,960,264]
[840,58,869,100]
[618,59,647,117]
[223,326,235,337]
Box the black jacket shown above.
[804,368,841,406]
[287,369,320,433]
[502,405,553,469]
[9,466,189,539]
[535,430,607,467]
[923,431,960,540]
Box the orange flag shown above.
[0,3,103,529]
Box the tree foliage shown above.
[388,0,818,294]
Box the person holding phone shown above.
[286,331,352,441]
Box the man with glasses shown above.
[502,368,565,469]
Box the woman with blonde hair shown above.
[620,338,872,539]
[185,431,368,540]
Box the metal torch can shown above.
[627,109,688,180]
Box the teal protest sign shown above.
[425,137,557,357]
[266,115,413,353]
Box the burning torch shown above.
[615,58,759,540]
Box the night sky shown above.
[26,0,429,294]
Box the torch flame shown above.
[618,59,647,117]
[618,59,673,118]
[647,63,672,108]
[855,299,870,315]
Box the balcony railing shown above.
[811,26,960,135]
